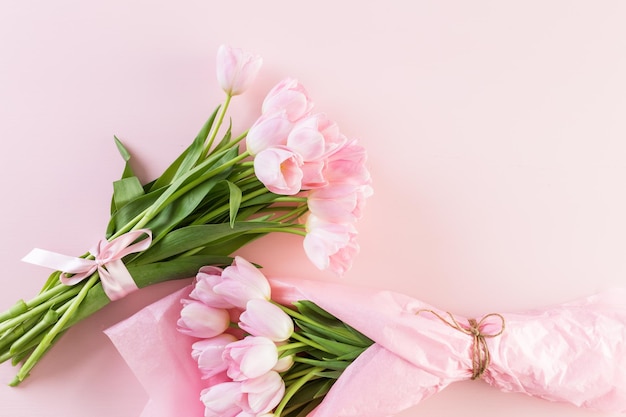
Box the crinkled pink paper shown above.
[104,286,205,417]
[106,279,626,417]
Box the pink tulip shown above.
[200,381,244,417]
[223,336,278,381]
[300,159,327,190]
[316,113,347,157]
[327,235,359,275]
[288,113,346,161]
[303,214,359,275]
[213,256,271,309]
[192,334,238,379]
[285,113,352,189]
[253,146,304,195]
[324,138,371,186]
[307,183,372,223]
[286,116,326,161]
[190,266,234,309]
[216,45,262,96]
[177,299,230,338]
[241,371,285,414]
[205,370,232,386]
[239,299,294,342]
[273,354,294,372]
[262,78,313,122]
[245,111,292,155]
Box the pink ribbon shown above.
[22,229,152,301]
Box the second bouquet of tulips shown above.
[0,45,372,385]
[107,256,626,417]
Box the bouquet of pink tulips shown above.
[0,45,372,386]
[176,257,373,417]
[107,256,626,417]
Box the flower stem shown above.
[272,205,309,224]
[27,283,72,310]
[0,285,81,334]
[228,166,255,184]
[229,129,248,147]
[273,367,323,417]
[276,341,307,354]
[204,94,232,155]
[281,367,316,382]
[273,197,308,204]
[12,273,100,385]
[289,332,331,354]
[133,150,251,231]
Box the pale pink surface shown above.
[2,1,626,417]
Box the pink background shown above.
[1,1,625,416]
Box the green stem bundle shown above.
[273,300,374,417]
[0,96,311,385]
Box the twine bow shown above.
[416,310,506,380]
[22,229,152,301]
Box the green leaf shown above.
[139,145,239,229]
[133,222,286,264]
[149,107,219,191]
[142,178,220,239]
[297,330,362,357]
[281,380,329,417]
[294,357,351,371]
[211,119,233,153]
[111,136,140,214]
[190,233,266,257]
[290,398,324,417]
[314,370,344,379]
[126,255,233,288]
[114,136,131,162]
[108,145,236,238]
[106,187,166,238]
[239,192,281,207]
[112,176,145,210]
[294,300,339,321]
[217,180,242,228]
[295,318,371,348]
[113,136,135,179]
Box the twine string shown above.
[416,310,506,380]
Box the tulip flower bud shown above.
[262,78,313,122]
[192,334,238,379]
[213,256,272,309]
[239,299,294,342]
[216,44,262,96]
[253,146,304,196]
[177,299,230,338]
[241,371,285,414]
[190,266,234,309]
[223,336,278,381]
[200,382,244,417]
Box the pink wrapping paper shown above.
[106,279,626,417]
[104,287,205,417]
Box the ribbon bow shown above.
[22,229,152,301]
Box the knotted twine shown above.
[416,310,506,380]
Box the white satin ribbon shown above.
[22,229,152,301]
